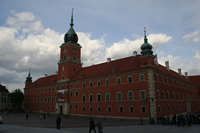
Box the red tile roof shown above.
[29,74,57,88]
[71,56,142,81]
[28,55,200,87]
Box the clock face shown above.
[63,48,67,55]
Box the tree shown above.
[10,89,24,111]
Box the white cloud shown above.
[6,10,43,33]
[78,32,105,66]
[106,34,172,59]
[183,31,200,43]
[158,55,180,70]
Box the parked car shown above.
[0,116,3,124]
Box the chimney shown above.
[185,72,188,79]
[165,61,169,70]
[133,51,137,57]
[178,68,182,75]
[107,58,111,63]
[154,54,158,65]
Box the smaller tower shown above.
[139,27,155,67]
[26,68,32,83]
[141,27,153,56]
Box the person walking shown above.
[97,119,103,133]
[89,118,96,133]
[56,115,61,129]
[26,114,28,120]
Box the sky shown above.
[0,0,200,92]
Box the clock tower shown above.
[57,9,82,82]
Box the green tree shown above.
[10,89,24,111]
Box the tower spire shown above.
[70,8,74,27]
[144,27,148,43]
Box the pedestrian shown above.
[40,115,43,120]
[56,115,61,129]
[26,113,29,120]
[44,114,46,120]
[97,119,103,133]
[89,118,96,133]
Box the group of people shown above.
[89,118,103,133]
[150,113,200,127]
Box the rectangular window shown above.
[166,78,168,84]
[97,106,101,112]
[173,92,175,100]
[97,80,101,87]
[119,106,123,112]
[90,106,93,112]
[156,74,158,81]
[105,93,110,102]
[117,77,121,84]
[82,106,85,111]
[82,82,85,88]
[129,106,134,112]
[139,74,144,82]
[117,92,122,101]
[167,91,170,101]
[89,94,93,102]
[40,97,42,103]
[97,94,101,102]
[90,81,93,88]
[70,91,73,97]
[128,76,132,83]
[75,91,78,97]
[51,96,54,102]
[161,76,163,83]
[140,90,146,100]
[108,106,112,112]
[82,95,86,102]
[106,79,109,86]
[141,106,146,113]
[182,93,185,101]
[128,91,133,101]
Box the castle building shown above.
[0,84,12,111]
[24,11,200,119]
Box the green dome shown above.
[26,72,32,83]
[64,27,78,43]
[64,9,78,44]
[141,36,153,55]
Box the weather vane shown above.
[144,27,146,36]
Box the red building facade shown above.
[24,12,200,119]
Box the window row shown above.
[25,87,56,94]
[155,74,198,92]
[71,74,145,88]
[158,104,186,112]
[156,90,200,101]
[70,105,147,113]
[25,96,56,103]
[70,90,146,102]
